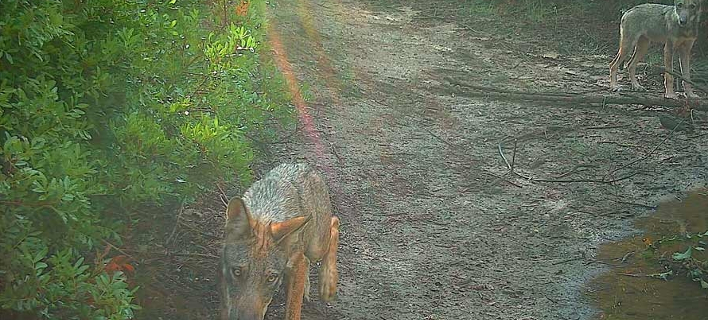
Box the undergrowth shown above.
[0,0,292,318]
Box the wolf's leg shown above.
[628,36,649,91]
[610,30,634,91]
[285,253,307,320]
[303,258,311,302]
[664,41,678,99]
[318,216,340,302]
[679,40,699,98]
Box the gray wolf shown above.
[221,163,340,320]
[609,0,702,99]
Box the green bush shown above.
[0,0,292,318]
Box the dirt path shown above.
[249,1,708,319]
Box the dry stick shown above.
[216,181,229,207]
[498,143,511,170]
[168,252,219,259]
[510,139,517,174]
[621,251,636,263]
[165,200,187,246]
[425,128,457,148]
[443,77,708,110]
[619,273,644,278]
[329,140,344,165]
[497,139,517,172]
[553,164,596,179]
[521,171,640,184]
[552,256,584,265]
[102,240,135,260]
[613,200,657,210]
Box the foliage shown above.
[0,0,292,318]
[650,230,708,290]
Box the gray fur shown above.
[221,162,340,320]
[242,163,313,223]
[609,0,702,99]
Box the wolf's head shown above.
[220,197,308,320]
[675,0,702,26]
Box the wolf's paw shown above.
[318,265,338,302]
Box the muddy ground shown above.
[134,0,708,319]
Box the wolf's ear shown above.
[270,216,310,243]
[225,197,252,239]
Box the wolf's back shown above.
[242,163,316,223]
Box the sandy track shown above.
[250,0,708,319]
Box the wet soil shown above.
[590,189,708,320]
[133,0,708,319]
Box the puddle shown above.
[589,189,708,320]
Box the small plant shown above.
[667,231,708,290]
[642,231,708,290]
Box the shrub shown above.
[0,0,292,318]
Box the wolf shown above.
[609,0,702,99]
[220,163,340,320]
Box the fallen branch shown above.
[443,77,708,110]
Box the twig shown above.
[613,200,657,210]
[498,143,511,170]
[101,240,135,260]
[425,128,457,148]
[165,200,187,246]
[513,170,640,184]
[329,141,344,165]
[545,295,558,304]
[552,256,584,265]
[168,252,219,259]
[510,139,517,174]
[552,164,595,179]
[498,139,518,173]
[216,181,229,207]
[621,251,635,263]
[619,273,644,277]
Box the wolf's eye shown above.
[231,267,242,278]
[266,274,278,283]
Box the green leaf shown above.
[673,247,692,261]
[702,280,708,289]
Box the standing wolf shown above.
[221,163,340,320]
[609,0,702,99]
